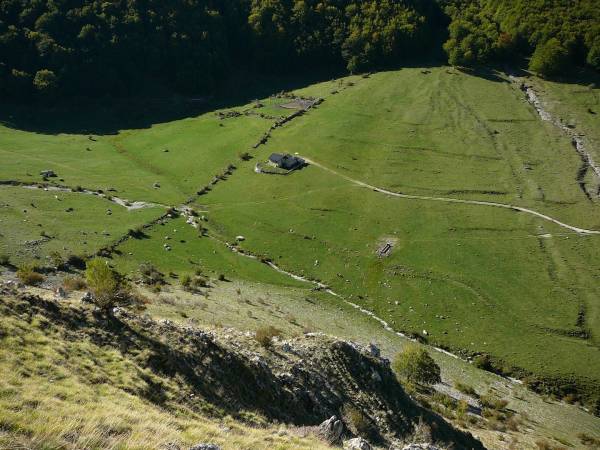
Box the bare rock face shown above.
[343,437,372,450]
[318,415,344,444]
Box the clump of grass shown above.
[181,272,208,293]
[62,275,87,292]
[455,381,478,397]
[342,404,375,439]
[138,263,165,287]
[577,432,600,448]
[254,326,281,348]
[535,440,567,450]
[49,251,65,269]
[17,263,45,286]
[0,254,11,266]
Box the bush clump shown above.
[181,270,208,293]
[62,275,87,292]
[85,259,121,311]
[392,345,441,386]
[254,326,281,348]
[138,262,165,287]
[16,263,45,286]
[0,254,10,266]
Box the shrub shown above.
[181,273,208,292]
[138,262,165,286]
[392,345,441,385]
[342,404,375,439]
[85,259,119,310]
[473,353,494,371]
[255,326,281,348]
[49,251,65,269]
[62,275,87,292]
[16,263,45,286]
[0,254,10,266]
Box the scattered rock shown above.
[235,235,245,242]
[368,343,380,358]
[81,291,93,303]
[402,444,441,450]
[318,415,344,445]
[189,444,221,450]
[343,437,372,450]
[40,169,57,178]
[153,182,161,189]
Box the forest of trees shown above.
[0,0,598,101]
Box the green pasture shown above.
[188,68,600,390]
[0,186,162,264]
[2,66,600,407]
[0,105,270,205]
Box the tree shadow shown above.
[0,68,346,136]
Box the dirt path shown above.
[3,181,165,211]
[300,156,600,235]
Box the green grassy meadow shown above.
[194,69,600,392]
[2,66,600,444]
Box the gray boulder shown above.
[189,444,221,450]
[318,415,344,444]
[343,437,372,450]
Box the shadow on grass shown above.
[0,68,346,136]
[0,59,526,136]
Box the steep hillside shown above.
[0,285,483,449]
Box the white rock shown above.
[343,437,372,450]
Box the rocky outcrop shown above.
[343,437,372,450]
[318,415,345,444]
[0,287,484,450]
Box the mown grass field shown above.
[1,66,600,448]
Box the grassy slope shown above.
[0,186,163,264]
[143,279,600,450]
[0,107,270,205]
[195,68,600,391]
[0,294,328,450]
[2,67,600,449]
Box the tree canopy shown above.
[0,0,598,101]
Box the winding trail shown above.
[206,233,466,363]
[3,180,165,211]
[300,156,600,235]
